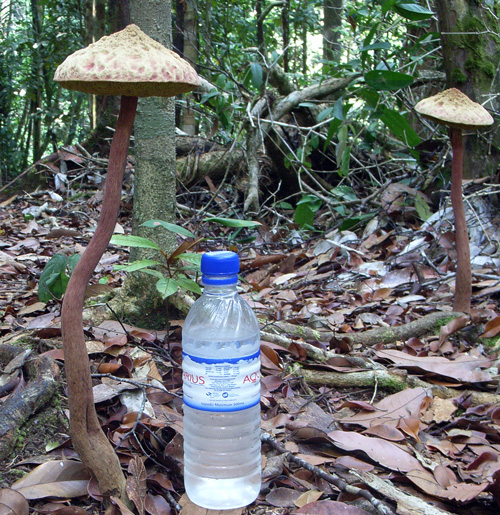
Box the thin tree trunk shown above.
[181,0,198,136]
[323,0,343,67]
[128,1,177,305]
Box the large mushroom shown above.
[414,88,493,313]
[54,24,199,497]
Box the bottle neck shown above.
[202,276,238,295]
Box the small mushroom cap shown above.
[54,24,200,97]
[414,88,493,130]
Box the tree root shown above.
[0,346,60,462]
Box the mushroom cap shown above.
[414,88,493,130]
[54,24,200,97]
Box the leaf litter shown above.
[1,150,500,514]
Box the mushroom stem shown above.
[61,95,138,498]
[449,127,471,313]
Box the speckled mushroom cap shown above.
[54,24,200,97]
[415,88,493,130]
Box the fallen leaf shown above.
[338,388,428,428]
[144,494,171,515]
[328,430,424,473]
[480,315,500,338]
[126,456,147,515]
[11,461,90,500]
[294,490,323,508]
[375,349,492,383]
[266,487,302,507]
[0,488,29,515]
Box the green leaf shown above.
[394,3,434,21]
[323,118,341,152]
[296,195,321,212]
[67,254,80,274]
[141,269,165,279]
[110,234,161,250]
[333,97,344,121]
[330,185,357,202]
[177,277,202,295]
[294,202,315,228]
[155,277,179,299]
[415,193,433,221]
[140,219,195,238]
[381,0,399,15]
[339,213,374,231]
[379,108,422,147]
[173,252,202,267]
[317,107,333,122]
[250,62,263,90]
[204,217,261,228]
[365,70,414,91]
[38,254,74,303]
[360,42,391,52]
[114,259,161,272]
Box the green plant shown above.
[111,217,261,299]
[110,220,202,300]
[38,253,80,303]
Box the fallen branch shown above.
[263,311,466,346]
[261,432,394,515]
[349,469,452,515]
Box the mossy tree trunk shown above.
[127,1,177,320]
[436,0,500,179]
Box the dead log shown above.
[176,148,247,187]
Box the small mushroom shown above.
[54,24,200,497]
[415,88,493,313]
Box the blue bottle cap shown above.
[201,251,239,285]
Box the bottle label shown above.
[182,350,261,412]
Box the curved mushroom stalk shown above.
[54,24,200,499]
[61,96,137,498]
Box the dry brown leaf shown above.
[0,488,29,515]
[328,430,424,473]
[362,425,405,442]
[480,315,500,338]
[11,461,90,500]
[294,490,323,508]
[266,487,302,508]
[421,397,457,424]
[339,387,428,428]
[144,494,171,515]
[375,349,493,382]
[406,469,489,502]
[126,456,147,515]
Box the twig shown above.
[261,432,394,515]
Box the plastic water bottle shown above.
[182,251,261,509]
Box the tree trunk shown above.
[182,1,198,136]
[281,0,290,73]
[323,0,343,66]
[128,1,177,310]
[435,0,500,179]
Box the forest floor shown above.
[1,146,500,515]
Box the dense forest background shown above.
[2,0,500,216]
